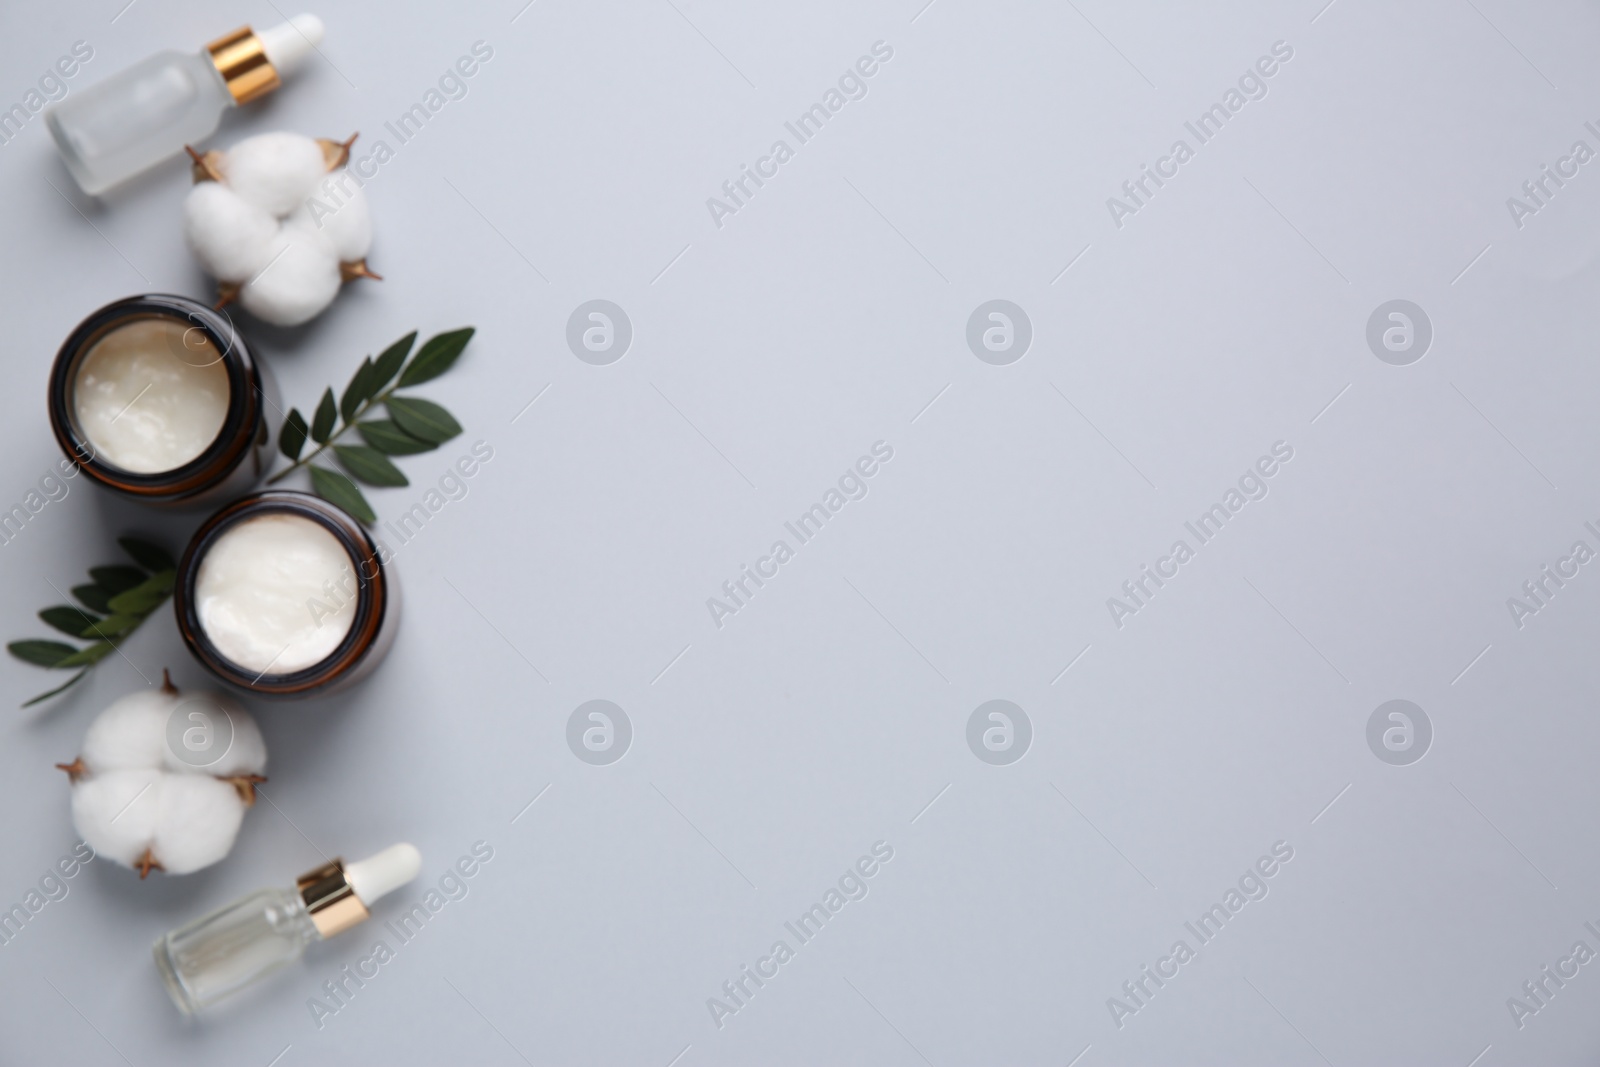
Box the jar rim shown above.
[175,491,391,697]
[49,294,263,501]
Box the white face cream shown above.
[73,317,230,474]
[195,513,358,675]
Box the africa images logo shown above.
[705,42,895,229]
[1105,40,1294,229]
[1106,841,1295,1029]
[1106,442,1294,628]
[705,842,895,1031]
[705,442,894,629]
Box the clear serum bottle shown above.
[46,14,324,195]
[154,843,420,1014]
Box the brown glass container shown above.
[175,491,400,699]
[48,294,276,507]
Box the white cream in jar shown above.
[194,513,358,675]
[72,317,230,473]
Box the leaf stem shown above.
[23,668,87,707]
[14,551,175,707]
[267,386,400,485]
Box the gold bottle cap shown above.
[297,858,370,938]
[206,27,281,106]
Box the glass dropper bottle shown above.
[46,14,324,195]
[154,842,420,1014]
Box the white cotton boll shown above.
[169,694,267,778]
[209,711,267,778]
[290,173,371,262]
[182,130,380,325]
[64,683,267,877]
[152,777,246,875]
[71,768,162,868]
[239,227,342,327]
[183,182,277,283]
[81,690,173,772]
[221,132,328,217]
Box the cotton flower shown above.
[56,673,266,878]
[182,132,379,327]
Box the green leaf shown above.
[370,331,416,392]
[119,536,174,573]
[8,639,79,667]
[106,571,175,616]
[397,327,474,387]
[333,445,408,487]
[341,357,377,424]
[89,566,146,595]
[82,614,142,640]
[72,583,112,614]
[386,397,462,444]
[39,606,101,638]
[23,668,88,707]
[310,466,376,523]
[358,420,436,455]
[12,534,178,706]
[55,641,115,668]
[311,388,337,443]
[280,408,309,461]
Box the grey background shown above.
[1,0,1598,1063]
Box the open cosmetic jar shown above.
[48,294,275,506]
[175,491,400,698]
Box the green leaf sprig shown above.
[8,537,176,707]
[268,327,474,523]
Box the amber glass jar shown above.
[175,491,400,698]
[48,294,276,506]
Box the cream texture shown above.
[73,318,230,473]
[195,513,358,675]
